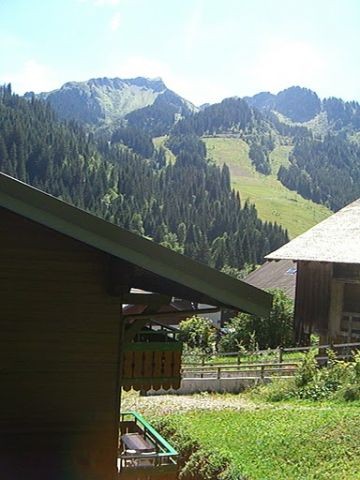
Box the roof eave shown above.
[0,173,272,317]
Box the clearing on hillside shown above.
[204,136,331,238]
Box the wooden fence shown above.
[182,342,360,380]
[182,362,298,380]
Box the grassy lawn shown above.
[151,400,360,480]
[122,389,360,480]
[204,137,331,238]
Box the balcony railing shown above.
[118,411,178,478]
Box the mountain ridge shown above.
[26,76,198,128]
[21,77,360,221]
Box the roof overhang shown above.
[0,173,272,316]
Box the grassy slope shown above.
[153,135,176,163]
[167,403,360,480]
[204,137,332,238]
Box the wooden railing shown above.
[182,362,298,380]
[182,342,360,380]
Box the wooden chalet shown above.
[0,172,271,480]
[266,199,360,345]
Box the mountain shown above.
[26,76,197,130]
[1,84,287,273]
[245,85,360,130]
[245,86,321,122]
[167,90,360,212]
[22,77,360,222]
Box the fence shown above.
[182,342,360,380]
[182,362,298,381]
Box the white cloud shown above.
[114,56,169,80]
[247,40,328,94]
[78,0,121,6]
[110,11,122,31]
[108,55,227,105]
[0,60,60,94]
[0,33,27,50]
[183,1,205,50]
[94,0,121,6]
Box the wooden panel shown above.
[122,349,182,391]
[0,207,122,480]
[333,263,360,281]
[343,283,360,313]
[295,261,332,342]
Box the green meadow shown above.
[204,137,331,238]
[158,402,360,480]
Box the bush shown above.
[251,378,297,402]
[295,349,318,388]
[341,384,360,402]
[219,289,294,351]
[178,316,217,355]
[296,350,353,401]
[251,349,360,403]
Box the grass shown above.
[154,401,360,480]
[204,137,332,238]
[153,135,176,163]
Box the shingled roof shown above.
[245,259,296,299]
[266,198,360,264]
[0,172,271,316]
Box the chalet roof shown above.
[0,173,271,316]
[266,198,360,264]
[245,260,296,300]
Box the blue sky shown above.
[1,0,359,105]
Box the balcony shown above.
[122,322,182,392]
[118,411,178,479]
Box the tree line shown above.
[0,85,288,271]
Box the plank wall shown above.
[294,261,332,340]
[0,207,122,480]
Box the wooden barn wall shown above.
[294,261,332,339]
[0,207,122,480]
[343,283,360,313]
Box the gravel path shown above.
[121,391,261,416]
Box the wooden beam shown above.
[122,293,172,306]
[123,304,163,343]
[123,318,149,343]
[124,307,220,321]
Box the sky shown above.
[0,0,360,106]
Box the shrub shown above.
[252,349,360,402]
[295,349,318,388]
[219,289,294,351]
[178,316,217,355]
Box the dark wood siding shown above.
[295,261,332,341]
[0,208,122,480]
[343,283,360,313]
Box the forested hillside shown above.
[244,87,360,210]
[0,85,288,271]
[278,134,360,211]
[5,77,360,256]
[169,88,360,212]
[32,78,360,215]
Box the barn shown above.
[266,198,360,345]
